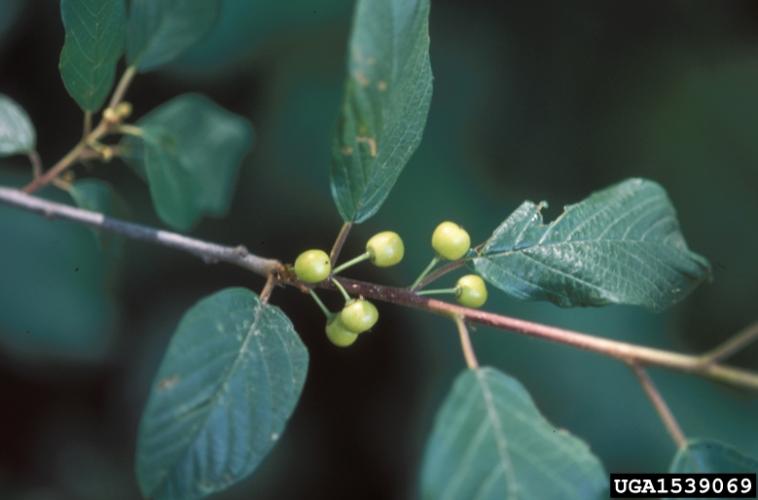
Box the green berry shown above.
[431,221,471,260]
[325,317,358,347]
[294,249,331,283]
[456,274,488,308]
[366,231,404,267]
[340,299,379,333]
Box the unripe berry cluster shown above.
[293,230,391,347]
[103,101,133,124]
[293,221,488,348]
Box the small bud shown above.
[103,107,119,124]
[101,146,114,162]
[115,102,133,119]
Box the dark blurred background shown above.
[1,1,758,499]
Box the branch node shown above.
[698,321,758,367]
[2,187,758,392]
[260,274,277,304]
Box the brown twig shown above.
[21,67,137,194]
[329,222,353,265]
[453,315,479,369]
[1,186,758,390]
[260,274,277,304]
[83,112,93,137]
[306,283,758,390]
[0,187,283,276]
[23,118,110,193]
[27,151,42,179]
[629,362,687,448]
[413,259,466,290]
[78,145,124,162]
[107,65,137,110]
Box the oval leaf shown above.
[59,0,126,111]
[136,287,309,500]
[0,94,35,156]
[123,93,253,230]
[127,0,221,72]
[420,367,607,500]
[330,0,433,223]
[474,178,711,311]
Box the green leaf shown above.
[474,178,711,311]
[420,367,607,500]
[123,93,253,230]
[126,0,221,72]
[0,94,35,156]
[59,0,126,112]
[69,179,128,252]
[668,440,758,500]
[670,439,758,473]
[329,0,433,223]
[136,287,308,500]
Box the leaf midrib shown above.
[149,300,272,495]
[481,237,688,260]
[475,369,518,499]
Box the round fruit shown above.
[340,299,379,333]
[326,318,358,347]
[294,249,331,283]
[366,231,404,267]
[431,221,471,260]
[456,274,488,308]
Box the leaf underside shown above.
[330,0,433,223]
[0,94,35,156]
[474,178,711,311]
[136,288,308,500]
[420,367,608,500]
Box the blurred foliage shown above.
[0,0,23,45]
[0,170,118,363]
[1,1,758,499]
